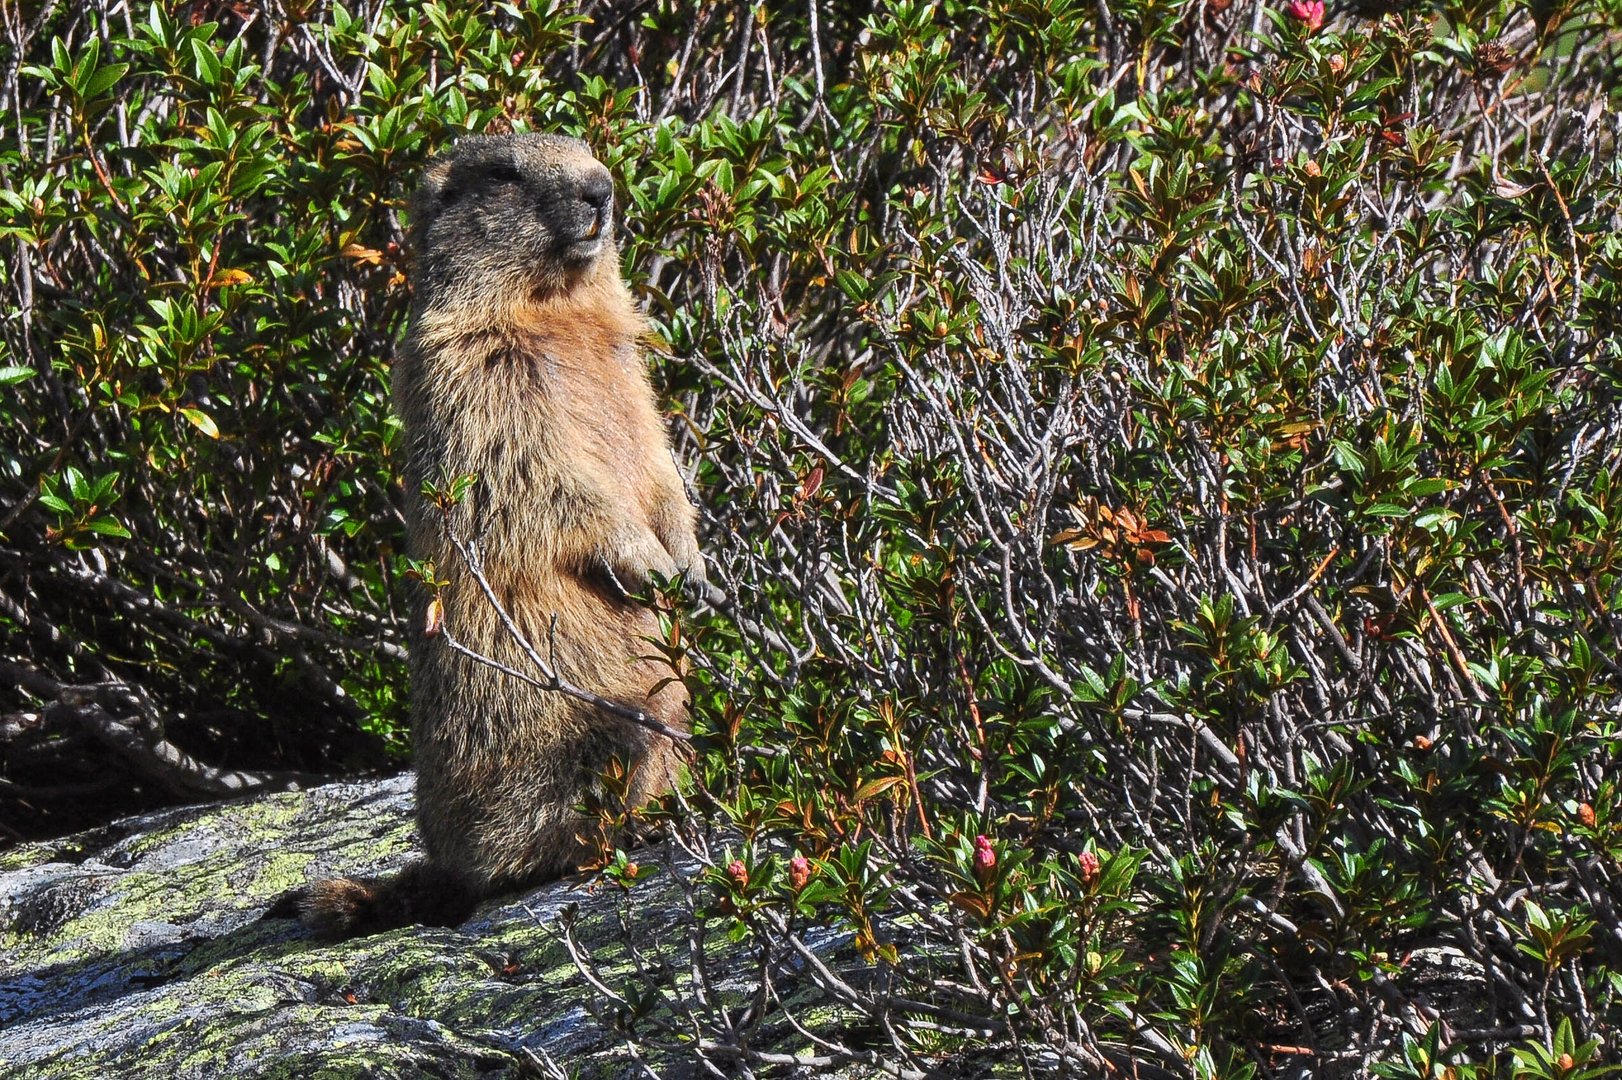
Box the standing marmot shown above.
[298,133,705,936]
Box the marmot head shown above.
[408,133,619,310]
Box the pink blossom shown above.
[726,859,748,887]
[789,855,811,891]
[972,835,996,883]
[1283,0,1324,32]
[1077,850,1102,889]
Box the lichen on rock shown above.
[0,775,665,1079]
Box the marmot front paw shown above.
[663,531,708,598]
[651,503,707,598]
[592,526,682,601]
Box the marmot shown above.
[297,133,705,936]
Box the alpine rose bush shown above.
[2,0,1619,1075]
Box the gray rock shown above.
[0,775,670,1079]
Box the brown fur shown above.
[293,134,702,937]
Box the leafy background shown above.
[1,0,1619,1074]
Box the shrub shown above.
[2,0,1619,1073]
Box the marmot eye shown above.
[486,164,525,186]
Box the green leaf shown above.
[81,62,129,100]
[189,39,222,86]
[180,407,220,439]
[64,466,88,503]
[1405,478,1452,497]
[1411,508,1457,531]
[84,517,132,538]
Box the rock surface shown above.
[0,775,675,1079]
[0,774,1509,1079]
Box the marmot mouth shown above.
[561,236,606,263]
[557,209,607,263]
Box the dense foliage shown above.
[3,0,1620,1074]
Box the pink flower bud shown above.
[726,859,748,887]
[1077,850,1101,888]
[789,855,811,891]
[1283,0,1324,32]
[972,835,996,884]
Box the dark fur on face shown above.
[410,134,618,303]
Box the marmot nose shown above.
[579,171,612,212]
